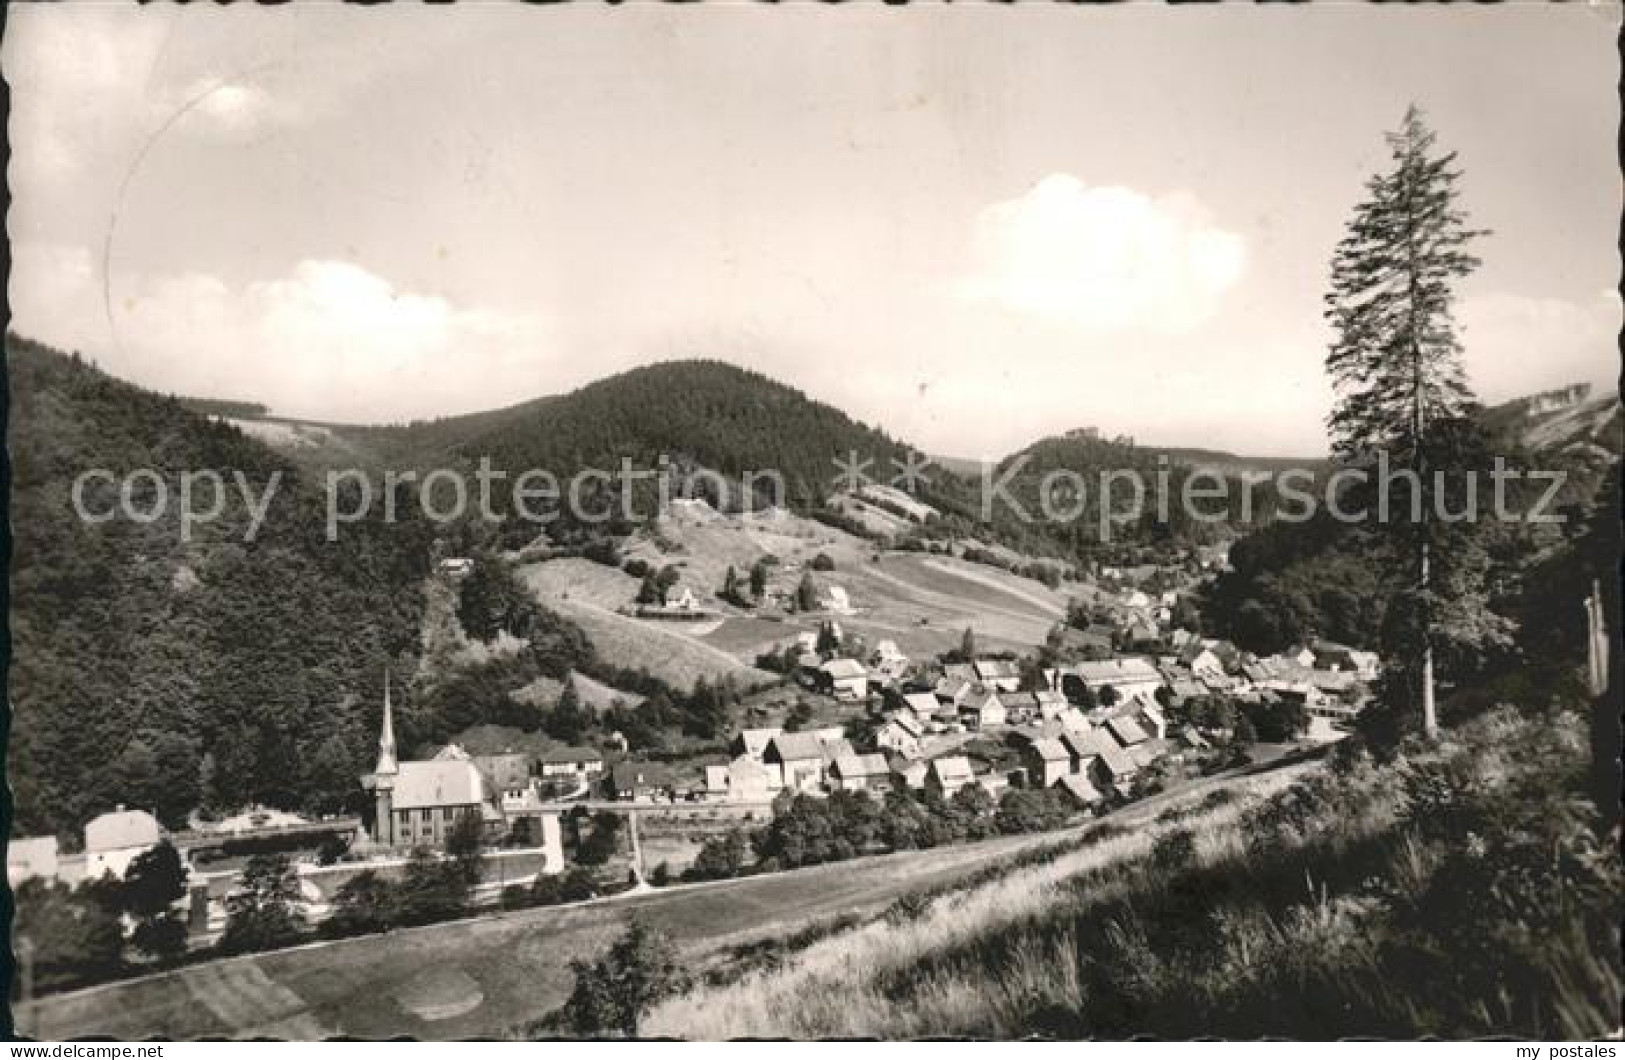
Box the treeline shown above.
[174,397,271,419]
[11,841,194,994]
[413,553,762,754]
[682,784,1081,882]
[7,335,435,837]
[1201,417,1619,663]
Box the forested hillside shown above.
[299,362,1270,562]
[979,430,1283,562]
[330,360,921,539]
[1202,391,1621,662]
[6,335,436,837]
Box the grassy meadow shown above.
[645,707,1621,1039]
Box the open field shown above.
[647,713,1621,1040]
[517,559,776,691]
[18,759,1316,1041]
[518,520,1079,687]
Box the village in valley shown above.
[7,482,1379,953]
[7,3,1618,1043]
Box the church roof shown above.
[393,759,486,810]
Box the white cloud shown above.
[1457,290,1621,402]
[10,245,547,422]
[955,174,1246,335]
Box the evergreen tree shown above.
[960,627,979,662]
[796,572,819,612]
[1324,105,1495,738]
[547,678,593,743]
[815,621,841,657]
[749,560,769,599]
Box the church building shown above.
[362,674,498,849]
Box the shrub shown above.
[1150,828,1197,871]
[559,918,692,1037]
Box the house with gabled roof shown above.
[870,639,910,680]
[1058,772,1105,807]
[610,760,671,801]
[1024,738,1073,788]
[1105,713,1151,749]
[900,691,943,721]
[817,658,869,701]
[1031,688,1068,719]
[876,712,925,758]
[933,675,974,708]
[959,685,1007,731]
[890,756,930,791]
[829,752,892,793]
[1084,732,1138,789]
[925,755,977,798]
[1071,658,1165,701]
[538,746,604,779]
[705,755,784,801]
[765,731,838,791]
[1137,703,1168,740]
[1179,642,1226,678]
[1059,729,1099,775]
[972,658,1022,693]
[731,727,784,761]
[83,808,163,881]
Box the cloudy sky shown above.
[5,4,1619,458]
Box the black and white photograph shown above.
[2,2,1620,1044]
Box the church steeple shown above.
[374,669,399,777]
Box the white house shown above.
[665,585,702,613]
[705,755,784,801]
[829,753,891,793]
[538,746,605,778]
[900,691,942,721]
[819,658,869,701]
[876,712,925,757]
[1071,658,1164,702]
[926,756,976,798]
[7,837,59,885]
[959,686,1007,730]
[83,807,162,881]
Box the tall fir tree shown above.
[1323,105,1489,737]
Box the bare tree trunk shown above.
[1420,537,1438,738]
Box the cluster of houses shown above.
[1159,634,1378,726]
[7,806,170,888]
[700,724,1012,804]
[745,629,1377,812]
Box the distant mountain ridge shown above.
[1480,383,1622,456]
